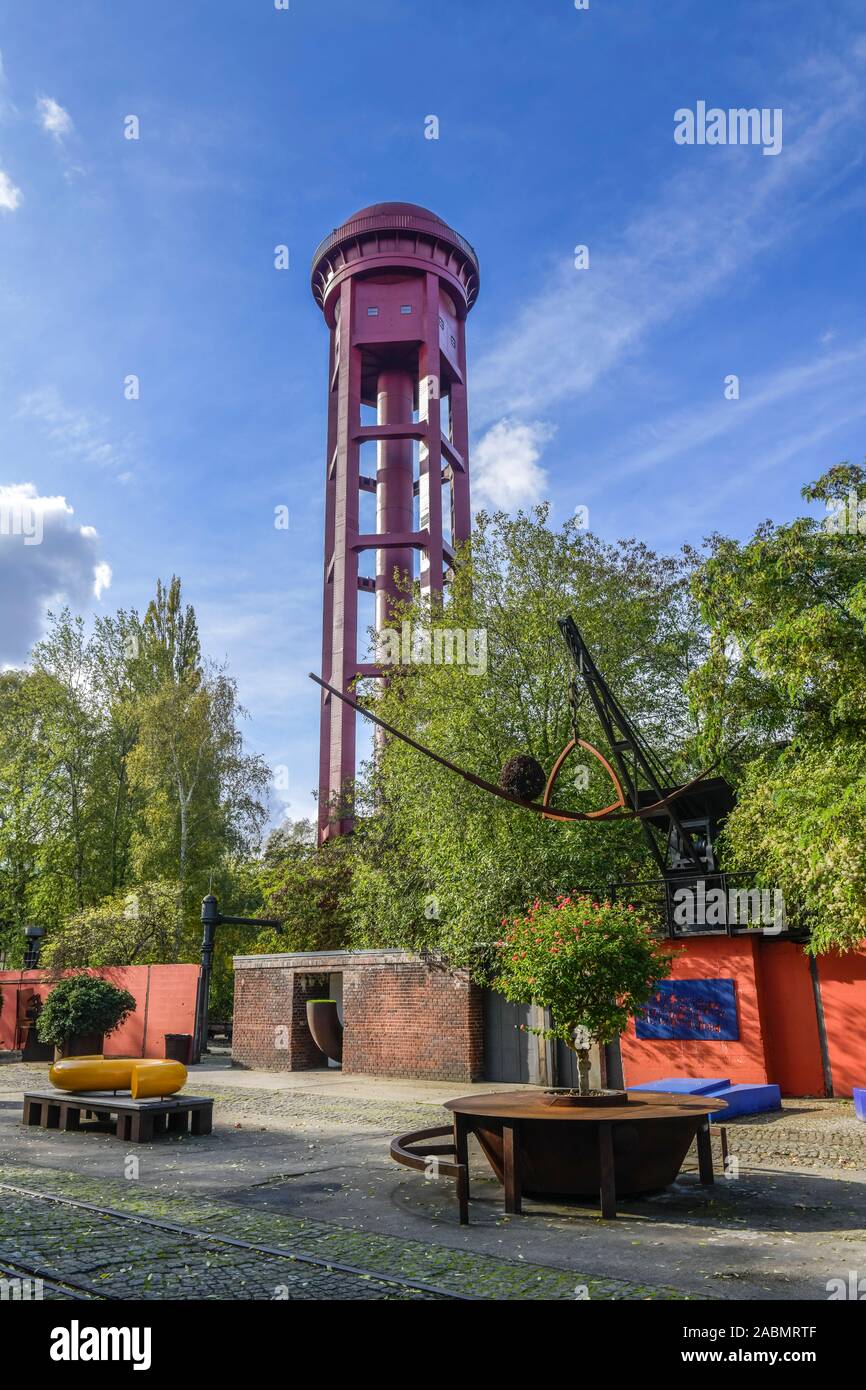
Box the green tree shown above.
[28,614,103,915]
[36,974,136,1047]
[140,575,201,690]
[0,608,147,942]
[42,881,183,969]
[0,578,268,968]
[89,608,147,895]
[689,463,866,952]
[494,894,672,1092]
[257,820,352,953]
[0,670,44,954]
[348,507,706,973]
[128,664,269,950]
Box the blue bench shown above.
[630,1076,782,1119]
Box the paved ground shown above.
[1,1057,864,1301]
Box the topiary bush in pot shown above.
[494,893,672,1096]
[36,974,137,1058]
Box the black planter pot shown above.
[54,1033,104,1060]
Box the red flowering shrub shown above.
[494,894,672,1091]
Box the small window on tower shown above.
[367,307,379,317]
[400,305,412,315]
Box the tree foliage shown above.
[0,577,268,966]
[42,882,183,970]
[689,464,866,952]
[494,894,672,1091]
[348,508,705,974]
[35,973,137,1046]
[254,819,353,954]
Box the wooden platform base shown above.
[23,1089,213,1143]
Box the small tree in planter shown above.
[494,894,673,1095]
[36,975,137,1057]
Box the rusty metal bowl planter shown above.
[444,1090,725,1214]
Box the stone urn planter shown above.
[306,999,343,1064]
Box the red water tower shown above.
[311,202,480,839]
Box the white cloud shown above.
[472,418,553,511]
[0,484,111,664]
[93,561,112,599]
[37,95,72,141]
[0,168,21,212]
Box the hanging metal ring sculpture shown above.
[310,673,720,823]
[541,738,626,822]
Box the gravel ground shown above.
[2,1060,864,1301]
[193,1076,866,1172]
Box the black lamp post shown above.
[23,925,45,970]
[194,896,281,1063]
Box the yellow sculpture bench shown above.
[49,1055,187,1099]
[23,1055,211,1142]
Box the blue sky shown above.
[1,0,865,826]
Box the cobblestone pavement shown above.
[718,1100,866,1170]
[0,1164,690,1301]
[0,1180,445,1300]
[1,1264,81,1301]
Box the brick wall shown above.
[231,963,332,1071]
[343,960,483,1081]
[231,950,483,1080]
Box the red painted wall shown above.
[757,941,824,1096]
[816,950,866,1097]
[621,936,771,1088]
[620,935,866,1098]
[0,965,200,1058]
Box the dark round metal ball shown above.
[499,753,546,802]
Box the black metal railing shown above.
[568,872,799,940]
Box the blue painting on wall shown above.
[636,979,739,1041]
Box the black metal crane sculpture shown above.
[310,613,733,878]
[555,617,733,880]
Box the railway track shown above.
[0,1181,475,1302]
[0,1256,105,1301]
